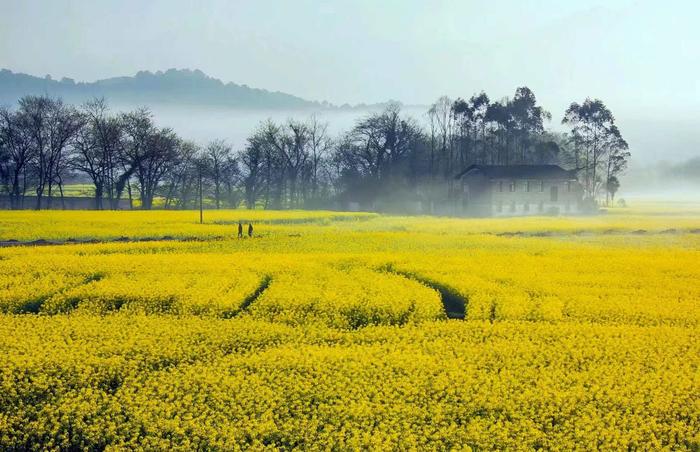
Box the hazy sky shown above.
[1,0,699,167]
[2,0,698,114]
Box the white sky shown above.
[1,1,697,109]
[1,0,699,161]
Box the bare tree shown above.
[306,115,332,202]
[283,120,311,207]
[71,98,126,209]
[428,97,454,177]
[332,103,424,206]
[121,108,154,208]
[17,96,84,209]
[0,107,34,208]
[163,140,200,209]
[17,96,50,209]
[241,130,265,209]
[222,152,242,208]
[258,120,287,209]
[204,139,232,209]
[140,128,179,209]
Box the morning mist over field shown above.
[2,0,699,202]
[135,102,700,198]
[1,67,698,200]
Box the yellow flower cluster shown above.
[0,207,698,449]
[0,209,377,241]
[250,264,444,328]
[0,253,444,325]
[388,245,700,326]
[3,206,700,242]
[0,253,264,316]
[0,315,697,450]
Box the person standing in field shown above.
[248,223,253,238]
[237,221,243,238]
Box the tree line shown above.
[0,88,629,210]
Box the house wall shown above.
[457,177,583,217]
[488,178,582,216]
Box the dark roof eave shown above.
[455,165,577,180]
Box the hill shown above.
[0,68,330,109]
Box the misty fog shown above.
[108,102,699,202]
[3,1,699,203]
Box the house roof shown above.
[455,164,575,180]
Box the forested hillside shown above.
[0,68,323,109]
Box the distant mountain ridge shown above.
[0,68,394,110]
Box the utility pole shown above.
[198,164,203,224]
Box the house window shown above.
[538,201,544,212]
[499,181,503,192]
[509,181,516,192]
[510,201,516,212]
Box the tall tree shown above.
[603,125,630,205]
[428,97,454,178]
[162,140,199,209]
[120,108,154,208]
[0,106,34,208]
[241,128,265,209]
[18,96,84,209]
[71,98,126,209]
[204,139,232,209]
[17,96,50,209]
[333,103,424,205]
[139,128,179,209]
[306,115,332,202]
[221,152,242,208]
[563,98,629,199]
[606,176,621,205]
[508,87,551,163]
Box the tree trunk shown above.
[96,188,102,210]
[127,182,134,209]
[58,180,66,210]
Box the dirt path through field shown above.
[0,236,220,247]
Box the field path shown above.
[0,236,218,247]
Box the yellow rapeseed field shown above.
[0,207,698,450]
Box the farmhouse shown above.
[454,164,583,217]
